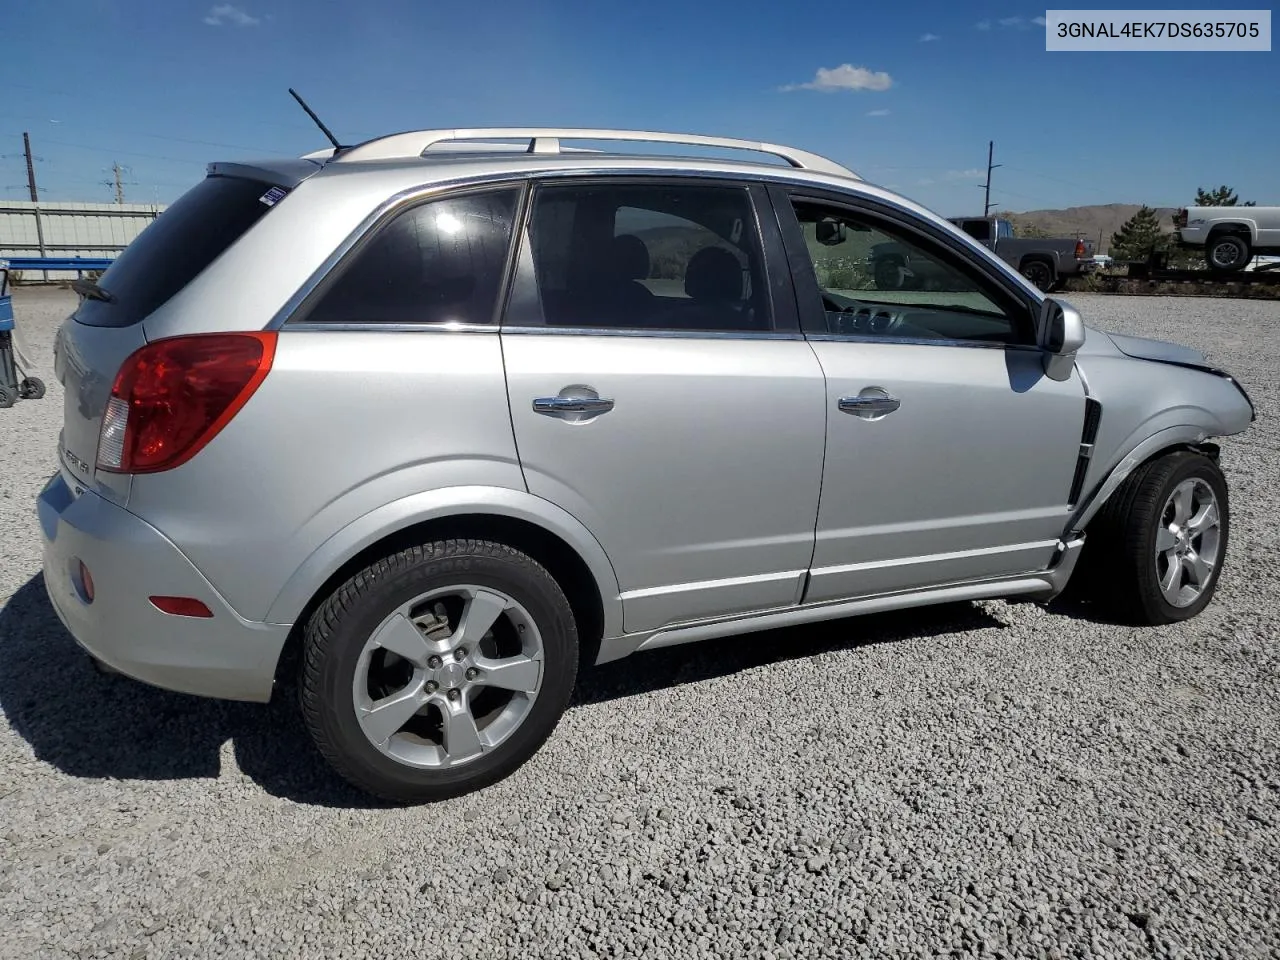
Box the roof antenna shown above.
[288,88,346,153]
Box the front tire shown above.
[300,539,579,803]
[1079,451,1229,625]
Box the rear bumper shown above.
[38,473,290,702]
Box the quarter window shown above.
[792,201,1028,344]
[301,189,519,326]
[514,183,771,333]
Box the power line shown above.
[37,138,213,166]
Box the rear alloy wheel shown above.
[1079,450,1229,625]
[1206,234,1250,272]
[300,539,578,803]
[1021,260,1055,292]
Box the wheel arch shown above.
[1205,221,1254,239]
[266,488,623,690]
[1067,426,1221,537]
[1018,253,1057,275]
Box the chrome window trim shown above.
[283,321,499,334]
[268,164,979,333]
[500,324,804,341]
[804,333,1041,351]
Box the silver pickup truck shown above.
[948,216,1095,291]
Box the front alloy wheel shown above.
[1076,450,1229,625]
[1153,478,1222,608]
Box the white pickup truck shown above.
[1174,206,1280,272]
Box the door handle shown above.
[839,391,901,420]
[533,396,615,415]
[532,387,616,423]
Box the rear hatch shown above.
[54,174,286,505]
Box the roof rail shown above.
[321,128,858,179]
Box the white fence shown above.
[0,200,166,280]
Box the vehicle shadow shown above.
[1,572,1003,808]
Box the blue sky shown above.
[1,0,1276,215]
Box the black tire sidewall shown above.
[304,544,578,801]
[1022,261,1053,291]
[1209,236,1249,270]
[1134,456,1230,623]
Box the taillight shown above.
[97,332,276,474]
[1174,208,1189,228]
[1074,239,1086,259]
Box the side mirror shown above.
[815,217,847,246]
[1037,297,1085,380]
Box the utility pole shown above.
[981,140,1001,217]
[23,132,38,201]
[112,162,124,204]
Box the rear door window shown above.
[76,175,281,328]
[511,181,771,333]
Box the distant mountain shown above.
[998,204,1181,254]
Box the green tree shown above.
[1195,185,1256,207]
[1110,206,1172,262]
[1010,218,1052,238]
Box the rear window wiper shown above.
[72,278,115,303]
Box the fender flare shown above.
[264,485,624,637]
[1065,425,1215,535]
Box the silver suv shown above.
[38,128,1256,803]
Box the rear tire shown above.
[1021,259,1055,292]
[1206,234,1251,272]
[0,385,14,409]
[19,377,45,400]
[300,539,578,804]
[1077,451,1229,625]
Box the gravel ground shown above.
[1,287,1278,960]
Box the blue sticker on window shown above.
[260,186,288,207]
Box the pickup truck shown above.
[947,216,1095,291]
[869,215,1093,293]
[1173,206,1280,272]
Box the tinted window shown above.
[515,183,770,333]
[793,201,1028,344]
[75,175,278,328]
[303,189,518,326]
[958,219,992,242]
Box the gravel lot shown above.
[2,287,1278,960]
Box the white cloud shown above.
[980,15,1044,31]
[782,64,893,93]
[945,168,985,180]
[918,178,935,186]
[919,32,941,42]
[203,4,259,26]
[866,108,891,117]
